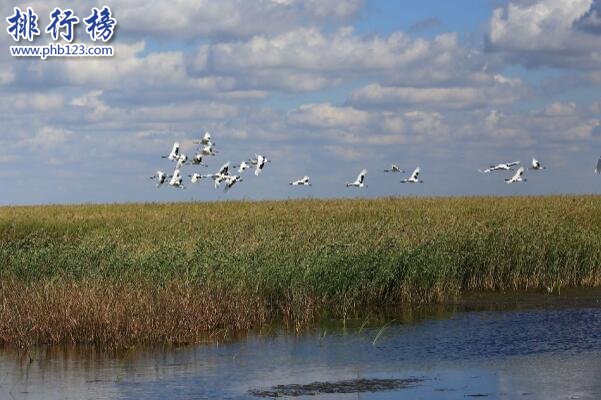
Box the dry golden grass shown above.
[1,195,601,347]
[0,279,272,349]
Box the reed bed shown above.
[1,195,601,347]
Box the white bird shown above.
[253,154,270,176]
[217,161,230,176]
[204,162,231,189]
[162,142,180,161]
[234,161,251,174]
[201,143,217,156]
[189,173,203,184]
[150,170,166,187]
[176,154,188,169]
[193,132,213,145]
[479,161,520,173]
[169,169,185,189]
[530,158,546,170]
[505,166,526,184]
[190,152,207,166]
[384,164,405,173]
[212,174,226,189]
[290,176,311,186]
[401,167,423,183]
[596,157,601,174]
[346,169,367,188]
[224,175,243,192]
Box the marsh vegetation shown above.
[1,195,601,347]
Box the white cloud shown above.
[543,101,578,116]
[487,0,601,69]
[190,29,491,92]
[71,90,109,120]
[460,102,601,144]
[2,93,65,112]
[288,103,371,128]
[116,0,363,39]
[324,145,361,160]
[348,75,526,110]
[404,110,449,139]
[18,126,73,150]
[0,65,14,85]
[287,103,435,146]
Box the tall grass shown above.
[1,195,601,347]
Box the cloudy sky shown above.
[1,0,600,205]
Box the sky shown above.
[0,0,600,205]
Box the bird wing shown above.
[596,157,601,174]
[219,162,230,175]
[507,161,520,167]
[411,167,420,180]
[507,167,522,181]
[357,169,367,183]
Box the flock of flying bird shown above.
[149,132,434,192]
[150,132,271,191]
[478,158,546,183]
[149,133,601,192]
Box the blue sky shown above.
[356,0,495,36]
[0,0,600,205]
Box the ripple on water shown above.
[1,293,601,400]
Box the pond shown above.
[2,290,600,399]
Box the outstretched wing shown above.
[411,167,420,180]
[507,167,523,182]
[532,158,539,168]
[517,166,525,177]
[166,142,180,159]
[219,161,230,176]
[357,169,367,184]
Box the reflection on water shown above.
[1,291,601,399]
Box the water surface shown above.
[1,291,600,399]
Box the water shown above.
[2,292,601,399]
